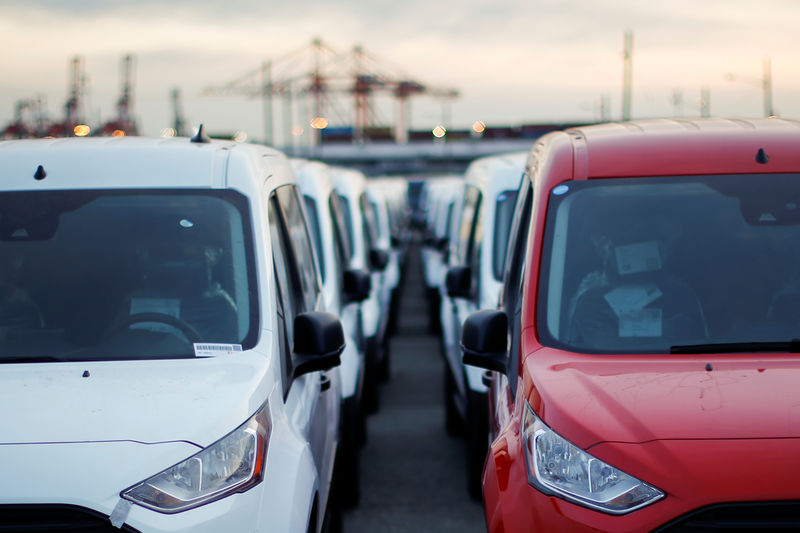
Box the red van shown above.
[463,118,800,531]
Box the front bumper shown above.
[0,435,318,532]
[482,430,800,532]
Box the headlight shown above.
[522,402,663,514]
[123,404,271,513]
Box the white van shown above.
[420,177,464,333]
[366,177,410,337]
[440,151,526,499]
[330,167,389,413]
[0,135,343,532]
[292,157,372,507]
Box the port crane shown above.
[202,37,459,146]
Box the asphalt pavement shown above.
[343,244,486,533]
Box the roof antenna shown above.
[756,148,769,164]
[33,165,47,181]
[190,124,211,144]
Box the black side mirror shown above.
[369,248,390,271]
[461,310,508,374]
[390,233,404,249]
[435,236,449,252]
[446,265,471,299]
[343,268,371,304]
[292,311,344,379]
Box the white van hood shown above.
[0,354,272,446]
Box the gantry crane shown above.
[43,56,87,137]
[1,97,47,139]
[202,37,459,146]
[99,54,139,136]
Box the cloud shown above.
[2,0,799,137]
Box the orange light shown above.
[111,129,126,137]
[310,117,329,130]
[432,125,446,138]
[472,121,486,133]
[73,124,91,137]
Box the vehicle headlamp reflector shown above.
[123,404,270,513]
[522,402,663,514]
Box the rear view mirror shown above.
[343,268,371,304]
[446,265,471,299]
[292,311,344,379]
[461,310,508,374]
[369,248,389,271]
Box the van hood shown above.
[526,349,800,448]
[0,355,271,446]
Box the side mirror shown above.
[390,232,404,249]
[435,236,449,252]
[461,310,508,374]
[446,265,471,299]
[343,268,371,304]
[292,311,344,379]
[369,248,390,271]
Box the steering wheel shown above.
[113,312,202,344]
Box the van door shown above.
[268,186,339,514]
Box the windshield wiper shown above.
[670,339,800,354]
[0,356,78,363]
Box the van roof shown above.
[558,118,800,179]
[0,136,292,191]
[464,151,527,192]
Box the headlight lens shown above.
[123,404,271,513]
[522,402,663,514]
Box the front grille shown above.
[0,504,140,532]
[654,501,800,532]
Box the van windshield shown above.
[0,190,256,363]
[539,174,800,354]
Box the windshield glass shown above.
[0,190,256,362]
[539,174,800,353]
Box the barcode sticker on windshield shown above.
[193,343,244,357]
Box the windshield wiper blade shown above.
[670,339,800,354]
[0,356,77,363]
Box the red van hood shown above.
[525,349,800,448]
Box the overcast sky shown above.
[1,0,798,144]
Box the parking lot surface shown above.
[343,244,485,533]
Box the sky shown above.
[1,0,799,145]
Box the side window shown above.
[359,192,380,254]
[276,185,321,312]
[328,193,349,287]
[268,198,296,394]
[303,194,326,284]
[444,200,455,240]
[368,197,387,241]
[469,199,484,294]
[454,185,484,301]
[455,186,481,265]
[502,178,533,396]
[337,193,356,263]
[493,189,520,281]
